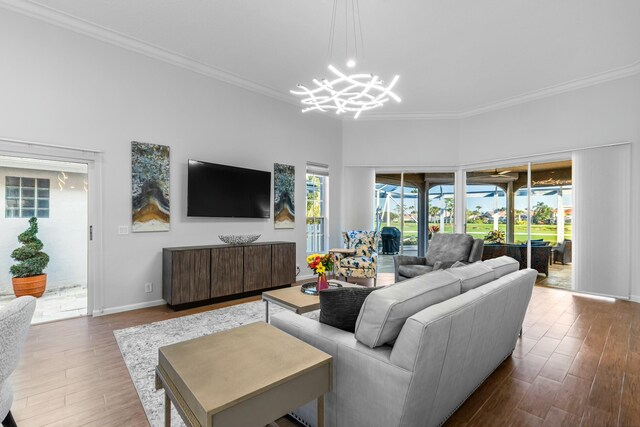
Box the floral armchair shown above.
[336,230,380,285]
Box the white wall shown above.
[342,119,460,167]
[459,75,640,300]
[0,168,88,294]
[343,167,375,230]
[0,9,343,312]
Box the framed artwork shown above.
[131,141,170,232]
[274,163,295,229]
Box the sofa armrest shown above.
[468,239,485,263]
[393,255,427,282]
[271,311,413,427]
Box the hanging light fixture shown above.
[290,0,401,119]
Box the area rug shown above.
[114,300,307,427]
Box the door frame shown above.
[0,137,103,316]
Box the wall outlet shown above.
[145,282,153,293]
[118,225,129,235]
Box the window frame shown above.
[5,176,50,218]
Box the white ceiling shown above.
[12,0,640,117]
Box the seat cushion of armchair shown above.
[340,256,375,269]
[426,233,474,266]
[398,264,434,278]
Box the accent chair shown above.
[1,296,36,427]
[552,239,572,265]
[337,230,380,286]
[394,233,484,282]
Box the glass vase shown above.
[316,273,329,291]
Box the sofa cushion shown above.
[426,233,474,266]
[483,256,519,278]
[354,270,461,348]
[319,286,379,332]
[398,264,434,278]
[446,262,496,293]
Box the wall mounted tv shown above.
[187,160,271,218]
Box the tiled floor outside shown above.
[0,284,87,324]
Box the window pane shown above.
[22,188,35,198]
[37,188,50,198]
[6,176,19,186]
[6,187,19,198]
[6,208,19,218]
[36,209,49,218]
[21,178,35,188]
[37,178,50,189]
[37,199,49,209]
[21,209,35,218]
[6,198,19,208]
[22,198,35,208]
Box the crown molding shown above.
[0,0,298,108]
[2,0,639,122]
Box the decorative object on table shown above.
[337,230,380,285]
[484,229,506,244]
[131,141,170,232]
[218,234,261,245]
[273,163,295,229]
[300,281,343,295]
[290,0,400,119]
[10,217,50,297]
[428,225,440,240]
[307,253,334,291]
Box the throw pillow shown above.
[319,286,379,332]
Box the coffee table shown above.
[262,279,357,322]
[155,322,332,427]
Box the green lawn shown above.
[380,221,571,245]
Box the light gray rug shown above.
[114,300,314,427]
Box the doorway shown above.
[464,160,573,289]
[0,155,89,323]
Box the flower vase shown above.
[316,273,329,291]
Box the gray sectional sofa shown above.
[271,256,536,427]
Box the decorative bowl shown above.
[218,234,261,245]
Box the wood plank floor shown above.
[8,275,640,427]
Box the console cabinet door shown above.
[172,249,210,304]
[243,245,272,292]
[272,243,296,287]
[211,247,244,297]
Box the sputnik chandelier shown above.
[290,0,401,119]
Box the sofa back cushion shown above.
[483,256,519,278]
[426,233,474,266]
[354,270,461,348]
[447,262,496,293]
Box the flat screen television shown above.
[187,160,271,218]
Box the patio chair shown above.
[552,239,572,265]
[336,230,380,286]
[1,296,36,427]
[394,233,484,282]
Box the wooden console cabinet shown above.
[163,241,296,309]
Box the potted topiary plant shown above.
[10,217,50,298]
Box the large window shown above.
[5,176,50,218]
[306,163,329,252]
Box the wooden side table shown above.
[156,322,332,427]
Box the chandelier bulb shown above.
[346,59,356,68]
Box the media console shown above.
[162,241,296,310]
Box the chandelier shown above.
[290,0,401,119]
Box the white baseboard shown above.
[92,299,166,317]
[631,295,640,303]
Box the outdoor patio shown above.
[0,285,87,324]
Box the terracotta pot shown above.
[12,274,47,298]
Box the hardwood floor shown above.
[8,277,640,427]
